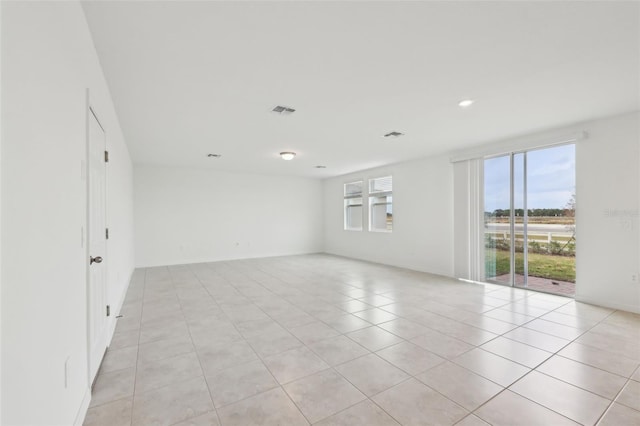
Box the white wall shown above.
[134,165,324,267]
[0,3,3,422]
[575,112,640,312]
[1,2,135,425]
[324,112,639,314]
[450,112,640,312]
[323,156,454,276]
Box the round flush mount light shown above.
[280,151,296,161]
[458,99,475,108]
[207,153,222,158]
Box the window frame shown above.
[343,180,364,231]
[368,175,393,233]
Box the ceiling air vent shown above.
[272,105,296,115]
[383,131,404,138]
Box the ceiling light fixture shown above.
[207,153,222,158]
[458,99,474,108]
[383,131,404,138]
[280,151,296,161]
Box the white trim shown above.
[84,89,91,388]
[575,296,640,315]
[0,3,3,422]
[86,91,109,385]
[509,153,515,284]
[73,387,92,426]
[450,130,587,163]
[106,268,134,347]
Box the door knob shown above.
[90,256,103,265]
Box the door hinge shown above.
[106,228,109,240]
[106,305,111,317]
[104,150,109,163]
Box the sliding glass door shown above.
[483,145,576,296]
[513,152,527,287]
[484,155,512,285]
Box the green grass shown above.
[487,249,575,283]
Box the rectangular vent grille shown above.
[384,131,404,138]
[272,105,296,114]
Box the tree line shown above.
[485,208,571,217]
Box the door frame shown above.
[85,90,109,385]
[483,150,532,288]
[482,143,576,295]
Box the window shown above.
[369,176,393,232]
[344,181,363,230]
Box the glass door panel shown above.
[523,144,576,296]
[513,152,527,287]
[482,145,576,297]
[484,155,512,285]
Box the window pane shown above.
[370,196,392,231]
[484,155,512,284]
[345,181,363,197]
[344,182,363,230]
[344,197,363,230]
[369,176,392,194]
[369,176,393,232]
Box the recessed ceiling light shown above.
[458,99,475,108]
[207,153,222,158]
[272,105,296,115]
[314,165,327,169]
[280,151,296,160]
[383,131,404,138]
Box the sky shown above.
[484,144,575,211]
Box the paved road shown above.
[486,223,573,236]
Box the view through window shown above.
[344,181,363,231]
[369,176,393,232]
[484,144,576,296]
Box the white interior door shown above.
[88,107,108,382]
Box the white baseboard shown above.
[327,252,640,315]
[73,387,92,426]
[575,295,640,314]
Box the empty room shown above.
[1,1,639,425]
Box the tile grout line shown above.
[98,257,639,426]
[190,263,443,425]
[129,267,148,426]
[468,305,632,425]
[593,365,640,425]
[194,261,314,425]
[170,264,223,426]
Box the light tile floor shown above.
[84,254,640,426]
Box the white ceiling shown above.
[82,1,640,178]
